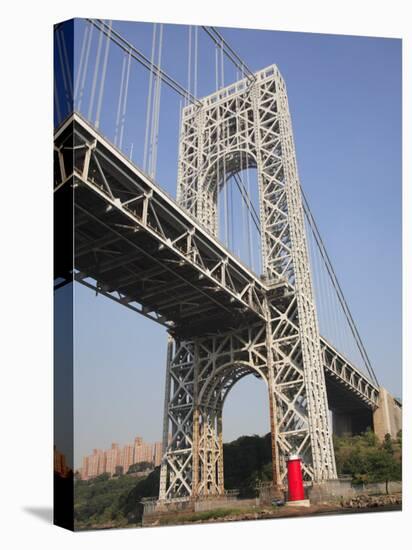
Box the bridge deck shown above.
[55,113,267,335]
[54,113,379,408]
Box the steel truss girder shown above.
[321,339,379,407]
[54,113,267,332]
[53,104,379,502]
[53,115,377,409]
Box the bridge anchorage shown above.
[54,56,400,510]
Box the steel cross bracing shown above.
[53,114,378,410]
[54,99,379,500]
[168,63,347,498]
[54,113,267,334]
[158,328,379,500]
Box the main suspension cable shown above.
[302,189,379,386]
[202,26,256,82]
[88,19,201,107]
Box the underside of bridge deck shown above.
[55,113,267,336]
[325,376,374,436]
[54,113,379,416]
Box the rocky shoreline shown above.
[341,493,402,509]
[144,494,402,527]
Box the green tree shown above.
[223,433,272,498]
[127,461,154,474]
[382,433,394,455]
[74,473,141,529]
[118,467,161,524]
[94,472,110,482]
[334,429,402,490]
[366,447,401,493]
[363,427,379,447]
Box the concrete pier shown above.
[373,387,402,440]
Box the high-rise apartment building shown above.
[87,449,104,478]
[81,456,89,481]
[80,435,163,479]
[153,441,163,467]
[121,444,135,474]
[105,443,121,476]
[135,441,154,464]
[97,449,106,475]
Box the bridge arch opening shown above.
[221,370,271,497]
[196,360,273,498]
[210,152,262,275]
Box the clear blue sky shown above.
[55,19,402,468]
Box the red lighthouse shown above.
[286,454,309,505]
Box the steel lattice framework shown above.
[161,65,337,501]
[53,21,401,528]
[54,109,379,503]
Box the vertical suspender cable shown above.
[149,24,163,179]
[54,77,62,124]
[155,25,164,169]
[60,34,73,99]
[334,288,343,356]
[230,169,235,250]
[326,268,337,348]
[114,52,127,146]
[234,174,260,231]
[177,96,183,201]
[221,44,229,246]
[55,29,71,113]
[220,38,224,87]
[215,46,219,91]
[314,237,325,338]
[143,24,157,171]
[88,23,103,121]
[324,254,333,345]
[60,29,73,104]
[238,85,248,265]
[342,302,352,363]
[74,22,89,106]
[215,44,220,236]
[95,20,112,128]
[118,50,132,150]
[303,193,379,385]
[77,22,93,112]
[307,225,317,311]
[315,241,326,337]
[246,154,254,270]
[149,25,160,176]
[241,174,248,263]
[187,26,192,107]
[223,129,228,245]
[194,26,198,98]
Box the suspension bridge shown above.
[54,19,401,507]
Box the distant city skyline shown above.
[78,434,164,477]
[63,20,401,468]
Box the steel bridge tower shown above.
[158,64,337,502]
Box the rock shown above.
[341,493,402,509]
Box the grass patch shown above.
[158,506,262,525]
